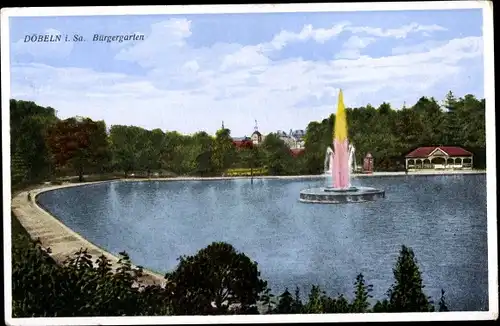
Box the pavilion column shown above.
[405,158,408,170]
[471,156,474,169]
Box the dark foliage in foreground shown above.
[165,242,267,315]
[12,215,450,317]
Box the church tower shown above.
[251,119,262,145]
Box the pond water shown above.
[37,174,488,311]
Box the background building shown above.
[277,129,305,149]
[405,146,473,170]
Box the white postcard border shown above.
[1,1,497,325]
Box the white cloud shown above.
[335,22,448,60]
[115,19,448,72]
[115,18,192,68]
[11,28,74,59]
[347,22,447,39]
[335,35,377,59]
[263,21,446,51]
[183,60,200,72]
[266,22,350,50]
[220,46,270,71]
[10,19,481,136]
[391,40,449,55]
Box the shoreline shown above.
[10,169,486,288]
[122,169,486,182]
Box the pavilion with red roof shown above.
[405,146,473,170]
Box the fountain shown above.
[299,90,385,204]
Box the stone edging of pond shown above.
[11,181,166,287]
[121,169,486,182]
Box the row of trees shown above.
[10,92,486,185]
[12,217,449,317]
[302,92,486,173]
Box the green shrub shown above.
[11,217,171,317]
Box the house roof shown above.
[232,136,253,147]
[405,146,473,158]
[233,140,253,148]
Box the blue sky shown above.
[9,8,484,137]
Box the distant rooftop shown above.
[405,146,473,158]
[277,129,306,139]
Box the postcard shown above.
[2,2,497,325]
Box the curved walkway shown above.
[11,181,166,287]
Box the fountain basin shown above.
[299,186,385,204]
[323,186,359,193]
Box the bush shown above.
[165,242,267,315]
[11,216,170,317]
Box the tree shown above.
[459,95,486,149]
[212,128,236,173]
[260,287,276,314]
[261,133,293,175]
[394,108,426,150]
[238,145,264,178]
[165,242,267,315]
[378,102,392,115]
[386,245,434,312]
[303,121,326,174]
[438,289,449,312]
[10,100,59,185]
[292,286,304,313]
[109,125,155,177]
[350,273,373,313]
[162,131,187,175]
[275,288,294,314]
[442,91,463,146]
[411,97,445,146]
[46,117,109,182]
[303,285,324,313]
[334,294,351,313]
[137,128,167,177]
[109,125,135,176]
[372,299,391,312]
[192,131,214,176]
